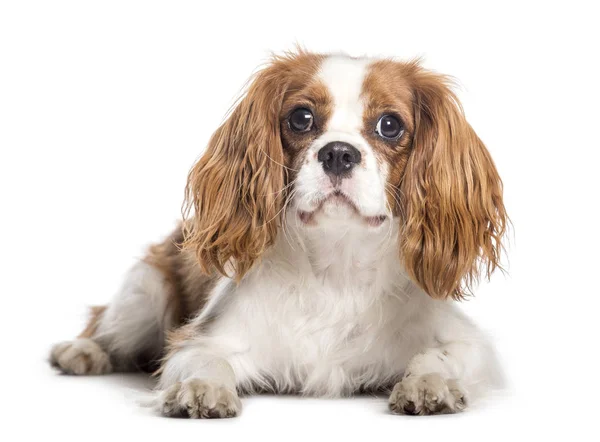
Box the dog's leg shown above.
[50,261,177,375]
[388,306,502,416]
[154,338,241,419]
[388,338,499,415]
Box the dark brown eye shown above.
[375,114,404,140]
[289,108,314,132]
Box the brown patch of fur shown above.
[361,61,415,215]
[281,79,334,180]
[144,228,185,324]
[142,225,220,373]
[78,305,107,338]
[182,49,325,281]
[144,223,219,322]
[363,59,508,300]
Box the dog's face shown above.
[281,55,414,228]
[183,51,507,300]
[280,57,404,228]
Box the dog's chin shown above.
[297,192,387,229]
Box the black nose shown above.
[317,142,362,177]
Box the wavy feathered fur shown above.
[400,63,508,299]
[181,60,289,279]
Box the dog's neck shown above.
[260,211,409,296]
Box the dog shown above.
[50,50,508,418]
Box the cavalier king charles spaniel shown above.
[50,50,508,418]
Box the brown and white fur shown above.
[50,50,507,418]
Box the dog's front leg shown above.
[389,340,496,416]
[155,345,241,419]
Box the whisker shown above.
[260,148,299,172]
[264,177,298,197]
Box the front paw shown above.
[389,373,468,415]
[159,379,241,419]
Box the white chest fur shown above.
[198,218,439,396]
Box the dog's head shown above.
[183,50,507,300]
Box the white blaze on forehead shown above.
[318,55,372,133]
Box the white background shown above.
[1,0,598,440]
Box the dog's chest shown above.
[208,260,405,394]
[199,227,418,393]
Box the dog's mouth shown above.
[297,190,387,227]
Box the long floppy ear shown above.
[182,60,290,279]
[400,65,508,300]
